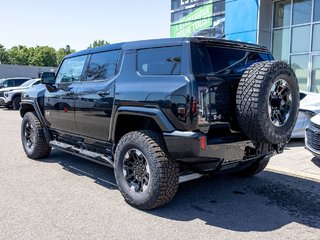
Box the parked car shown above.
[291,91,320,138]
[0,77,30,89]
[1,79,41,110]
[20,38,300,209]
[305,114,320,159]
[0,77,31,106]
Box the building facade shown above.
[0,64,56,79]
[170,0,320,93]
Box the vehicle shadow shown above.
[285,139,305,149]
[311,157,320,168]
[152,172,320,232]
[41,149,117,190]
[41,149,320,232]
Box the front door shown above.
[75,50,120,141]
[45,55,88,134]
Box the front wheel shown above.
[114,131,179,210]
[21,112,51,159]
[12,96,21,110]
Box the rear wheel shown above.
[114,130,179,210]
[21,112,51,159]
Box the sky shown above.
[0,0,171,51]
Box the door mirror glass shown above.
[41,72,56,85]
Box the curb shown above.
[266,165,320,183]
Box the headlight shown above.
[4,93,8,97]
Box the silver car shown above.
[305,114,320,159]
[291,91,320,138]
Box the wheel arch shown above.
[11,92,21,100]
[111,106,175,144]
[20,100,49,127]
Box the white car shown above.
[305,114,320,159]
[291,91,320,138]
[1,79,41,110]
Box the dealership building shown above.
[171,0,320,93]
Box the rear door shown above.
[44,55,88,133]
[74,50,120,141]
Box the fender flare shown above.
[110,106,175,142]
[20,99,50,127]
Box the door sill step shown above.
[50,140,114,167]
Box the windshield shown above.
[191,44,273,76]
[20,79,37,87]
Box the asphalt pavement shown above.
[0,108,319,240]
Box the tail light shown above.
[200,136,207,150]
[191,95,197,115]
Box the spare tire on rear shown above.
[236,61,299,144]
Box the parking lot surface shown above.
[0,108,319,240]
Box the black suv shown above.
[20,38,299,209]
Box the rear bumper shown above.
[163,131,274,167]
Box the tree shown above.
[29,46,57,67]
[88,39,110,49]
[56,45,75,66]
[7,45,31,65]
[0,44,9,64]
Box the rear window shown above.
[191,44,273,75]
[138,46,182,75]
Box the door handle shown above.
[97,91,110,97]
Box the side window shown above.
[18,79,28,85]
[7,80,14,87]
[138,46,182,75]
[56,55,87,84]
[85,50,120,81]
[3,80,8,88]
[32,81,41,86]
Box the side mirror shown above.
[41,72,56,85]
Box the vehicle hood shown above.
[0,86,29,93]
[310,114,320,125]
[300,91,320,114]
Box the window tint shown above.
[192,45,272,75]
[86,50,120,81]
[138,47,182,75]
[7,80,14,87]
[56,55,87,84]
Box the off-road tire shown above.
[4,104,13,109]
[235,156,270,177]
[236,61,299,144]
[21,112,51,159]
[114,130,179,210]
[12,96,21,110]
